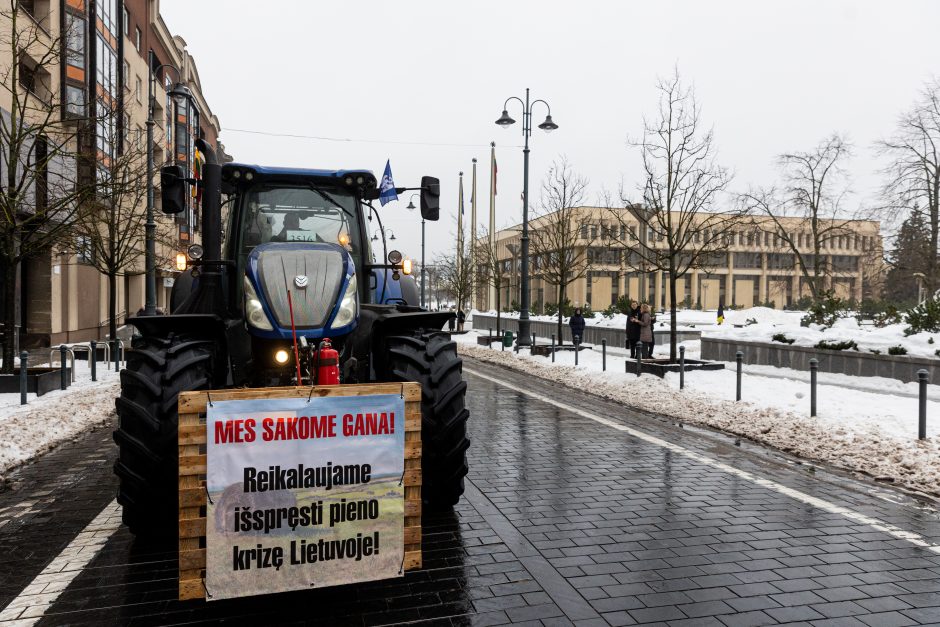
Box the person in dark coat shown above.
[625,300,640,358]
[569,308,586,345]
[457,309,466,332]
[638,303,653,357]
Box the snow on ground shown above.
[456,328,940,497]
[471,306,939,358]
[0,361,119,477]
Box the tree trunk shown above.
[669,271,678,362]
[1,252,17,374]
[931,173,939,294]
[108,271,118,342]
[496,290,501,337]
[556,283,564,346]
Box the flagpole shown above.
[470,158,478,312]
[457,171,464,310]
[489,142,496,312]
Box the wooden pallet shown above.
[177,382,422,601]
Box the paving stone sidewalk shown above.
[0,358,938,625]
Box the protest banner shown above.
[174,384,421,601]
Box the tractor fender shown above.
[352,305,454,380]
[127,314,251,387]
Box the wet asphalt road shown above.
[1,357,939,626]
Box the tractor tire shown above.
[113,335,214,536]
[385,331,470,508]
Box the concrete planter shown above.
[634,358,725,378]
[0,367,71,397]
[701,337,940,385]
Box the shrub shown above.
[745,317,758,326]
[904,295,940,335]
[814,339,858,351]
[888,345,908,355]
[873,305,902,328]
[870,349,882,355]
[929,337,935,345]
[801,290,849,328]
[772,333,795,344]
[693,301,703,310]
[544,302,557,316]
[760,300,776,309]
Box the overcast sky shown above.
[160,0,940,260]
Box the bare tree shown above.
[878,79,940,293]
[473,225,507,336]
[609,71,734,361]
[529,158,591,345]
[0,2,99,372]
[741,134,857,302]
[434,219,474,312]
[72,103,174,341]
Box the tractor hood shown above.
[244,242,358,340]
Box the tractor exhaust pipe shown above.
[175,139,225,317]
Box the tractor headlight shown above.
[244,276,273,331]
[330,274,358,329]
[274,349,290,364]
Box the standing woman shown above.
[638,303,653,357]
[625,300,640,358]
[569,308,586,345]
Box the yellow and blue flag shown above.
[717,304,724,325]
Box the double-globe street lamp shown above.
[405,194,426,308]
[495,89,558,348]
[144,51,194,316]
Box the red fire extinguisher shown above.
[315,338,340,385]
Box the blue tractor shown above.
[114,141,469,535]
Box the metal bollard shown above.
[532,333,536,348]
[488,328,492,339]
[602,339,607,371]
[636,341,643,377]
[574,336,580,366]
[736,351,743,401]
[918,369,928,440]
[679,345,685,390]
[60,345,68,390]
[551,334,556,363]
[90,340,97,382]
[810,358,818,417]
[20,350,28,405]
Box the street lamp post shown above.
[144,51,192,316]
[495,89,558,348]
[406,194,426,308]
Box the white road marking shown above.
[465,366,940,555]
[0,500,122,625]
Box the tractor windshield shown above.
[240,185,359,256]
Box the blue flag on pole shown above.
[379,160,398,206]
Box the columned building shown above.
[0,0,224,349]
[476,206,883,312]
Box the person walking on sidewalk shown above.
[569,308,586,345]
[457,309,466,332]
[625,300,640,358]
[638,303,653,357]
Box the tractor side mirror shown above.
[160,165,188,214]
[420,176,440,221]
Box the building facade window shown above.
[123,6,129,36]
[135,27,141,51]
[733,252,762,269]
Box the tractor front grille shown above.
[256,245,346,329]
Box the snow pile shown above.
[472,306,940,359]
[457,336,940,497]
[0,364,119,477]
